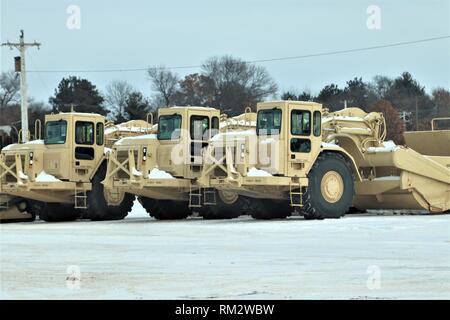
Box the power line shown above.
[23,35,450,74]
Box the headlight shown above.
[142,147,147,161]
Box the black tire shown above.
[38,203,80,222]
[249,199,292,220]
[302,152,354,220]
[0,198,36,223]
[200,191,247,220]
[139,196,191,220]
[346,207,367,214]
[86,165,134,221]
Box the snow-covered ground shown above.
[0,201,449,300]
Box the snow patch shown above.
[115,134,157,145]
[148,167,175,179]
[321,142,340,149]
[1,140,44,151]
[35,171,61,182]
[373,176,401,181]
[367,140,399,153]
[323,116,365,123]
[247,167,272,177]
[18,171,29,180]
[25,140,44,145]
[132,167,143,177]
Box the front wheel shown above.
[199,190,246,220]
[302,152,354,220]
[38,203,80,222]
[86,165,134,221]
[139,197,191,220]
[249,199,292,220]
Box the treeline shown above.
[0,55,449,144]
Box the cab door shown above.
[287,105,322,177]
[72,119,103,182]
[256,107,284,175]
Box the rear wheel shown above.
[86,165,134,221]
[38,203,80,222]
[250,199,292,220]
[302,153,354,220]
[139,196,191,220]
[200,190,246,220]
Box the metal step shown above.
[74,185,87,209]
[289,181,303,207]
[189,184,202,208]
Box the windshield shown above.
[257,109,282,135]
[158,115,182,140]
[45,120,67,145]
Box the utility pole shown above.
[1,30,41,143]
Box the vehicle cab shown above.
[255,101,323,177]
[42,113,106,182]
[156,107,220,178]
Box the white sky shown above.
[1,0,449,105]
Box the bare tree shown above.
[0,71,20,110]
[147,66,179,107]
[201,56,278,115]
[105,80,134,122]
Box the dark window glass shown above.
[290,138,311,153]
[75,121,94,145]
[158,115,182,140]
[211,117,220,137]
[291,110,311,136]
[313,111,322,137]
[44,120,67,145]
[190,116,209,140]
[96,122,104,145]
[257,109,282,136]
[75,147,95,160]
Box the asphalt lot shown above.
[1,201,449,299]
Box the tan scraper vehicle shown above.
[0,112,152,222]
[198,101,450,219]
[103,106,256,220]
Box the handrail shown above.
[34,119,42,140]
[431,117,450,131]
[146,112,154,132]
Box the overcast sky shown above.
[1,0,449,105]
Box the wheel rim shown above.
[218,190,239,204]
[320,170,344,203]
[103,187,125,206]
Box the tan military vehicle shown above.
[0,112,151,222]
[198,101,450,219]
[103,106,256,220]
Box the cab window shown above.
[190,116,210,140]
[96,122,104,145]
[257,109,282,136]
[44,120,67,145]
[75,121,94,145]
[313,111,321,137]
[211,117,220,137]
[291,110,311,136]
[158,115,182,140]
